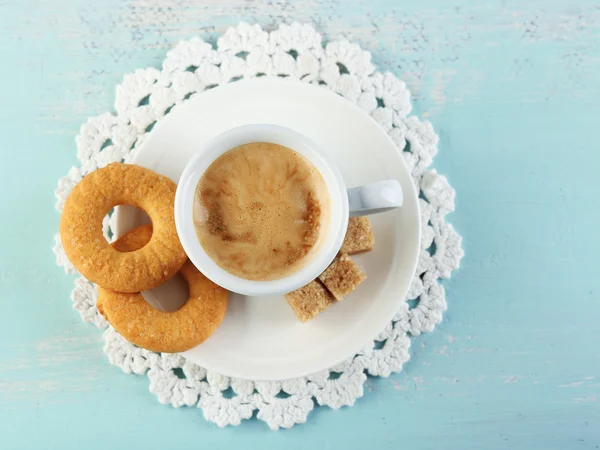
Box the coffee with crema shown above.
[193,142,329,281]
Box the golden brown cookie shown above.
[60,163,187,293]
[97,225,229,353]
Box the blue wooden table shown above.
[1,0,599,448]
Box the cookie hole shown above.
[142,272,189,313]
[230,75,243,82]
[328,371,342,380]
[185,65,198,72]
[172,367,186,379]
[275,391,291,399]
[376,97,385,108]
[318,80,327,85]
[256,72,266,77]
[164,104,175,115]
[100,138,113,151]
[110,206,152,244]
[287,49,299,59]
[336,62,350,75]
[222,387,237,399]
[103,208,116,242]
[373,339,387,350]
[205,84,218,90]
[407,297,420,310]
[235,51,249,59]
[183,92,194,101]
[419,190,429,202]
[138,95,150,107]
[277,74,289,78]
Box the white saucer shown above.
[114,78,420,381]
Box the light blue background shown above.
[1,0,599,448]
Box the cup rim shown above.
[174,124,349,297]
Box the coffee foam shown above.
[193,142,329,281]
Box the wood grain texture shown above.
[1,0,599,448]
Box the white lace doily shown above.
[53,23,463,430]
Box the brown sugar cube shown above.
[340,217,374,255]
[318,254,367,301]
[285,280,334,323]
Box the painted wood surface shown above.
[1,0,599,448]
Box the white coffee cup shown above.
[174,124,403,296]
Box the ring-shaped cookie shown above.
[60,163,187,292]
[97,225,229,353]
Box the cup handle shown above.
[347,180,403,217]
